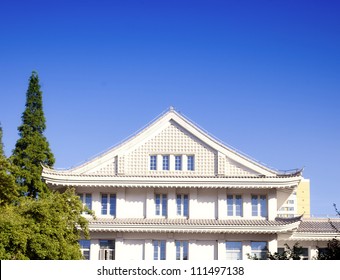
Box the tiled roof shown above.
[89,217,297,226]
[42,169,300,179]
[297,218,340,233]
[86,217,301,234]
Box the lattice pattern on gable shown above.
[225,158,259,176]
[88,161,116,175]
[217,153,226,176]
[124,123,217,176]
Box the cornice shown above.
[42,172,301,189]
[87,218,300,234]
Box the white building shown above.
[42,108,339,260]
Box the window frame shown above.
[153,240,166,260]
[176,194,189,218]
[226,241,242,260]
[101,193,117,216]
[150,155,157,170]
[187,155,195,171]
[99,239,115,260]
[79,239,91,260]
[175,155,182,171]
[155,193,167,217]
[251,194,268,218]
[226,194,243,217]
[251,241,268,260]
[162,155,170,170]
[78,193,92,212]
[176,241,189,260]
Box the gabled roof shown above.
[43,107,300,179]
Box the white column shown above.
[157,155,162,171]
[242,241,251,260]
[166,238,176,260]
[268,238,278,255]
[146,188,155,218]
[115,237,124,260]
[310,242,318,260]
[167,188,177,218]
[268,189,277,220]
[243,193,252,219]
[218,240,226,260]
[145,240,153,260]
[189,188,198,219]
[169,155,175,171]
[92,192,101,216]
[90,239,100,260]
[218,189,227,219]
[183,155,188,171]
[116,188,126,218]
[188,240,197,260]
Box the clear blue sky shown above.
[0,0,339,216]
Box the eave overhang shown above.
[86,218,301,234]
[42,170,301,190]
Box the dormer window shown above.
[149,154,195,171]
[175,155,182,170]
[150,155,157,170]
[162,155,169,170]
[187,155,195,171]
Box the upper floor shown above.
[77,185,304,221]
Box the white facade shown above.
[42,108,339,260]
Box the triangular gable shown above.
[63,108,277,176]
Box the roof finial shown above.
[169,106,175,112]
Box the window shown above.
[162,155,169,170]
[153,240,166,260]
[251,242,267,260]
[101,194,116,216]
[150,155,157,170]
[176,194,189,217]
[277,247,285,255]
[227,195,243,217]
[300,248,309,260]
[78,193,92,211]
[175,155,182,170]
[251,195,267,217]
[176,241,189,260]
[155,194,167,217]
[226,241,242,260]
[99,240,115,260]
[79,240,91,260]
[187,155,194,171]
[287,200,295,204]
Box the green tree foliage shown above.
[0,72,91,260]
[0,188,89,260]
[316,204,340,260]
[248,243,304,260]
[267,243,303,260]
[10,71,55,197]
[0,124,19,206]
[317,238,340,260]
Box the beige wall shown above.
[297,179,310,218]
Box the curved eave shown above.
[87,221,300,234]
[289,232,340,241]
[42,172,301,190]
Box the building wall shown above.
[79,187,279,220]
[297,179,310,218]
[87,232,278,260]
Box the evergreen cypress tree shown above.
[0,123,19,205]
[11,71,55,197]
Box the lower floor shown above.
[79,232,328,260]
